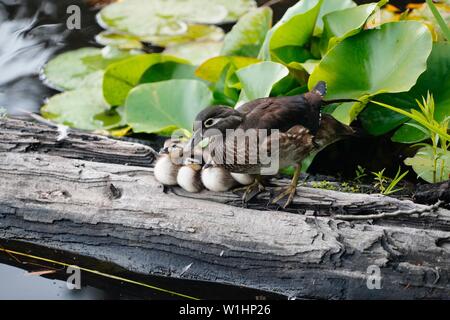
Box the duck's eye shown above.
[204,118,219,127]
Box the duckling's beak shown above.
[159,147,169,155]
[203,160,213,170]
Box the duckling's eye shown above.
[204,118,220,127]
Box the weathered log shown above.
[0,118,449,299]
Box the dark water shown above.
[0,0,425,300]
[0,239,285,300]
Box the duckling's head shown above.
[159,139,185,164]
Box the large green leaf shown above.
[310,22,432,100]
[236,61,289,101]
[43,48,130,91]
[258,0,322,62]
[391,120,430,143]
[221,7,272,57]
[320,3,379,54]
[314,0,356,35]
[163,41,223,65]
[195,56,259,82]
[102,53,188,106]
[360,42,450,138]
[125,79,213,134]
[309,21,432,124]
[139,62,198,83]
[404,145,449,183]
[41,79,110,131]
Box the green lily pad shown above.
[95,31,143,50]
[214,0,257,22]
[236,61,289,101]
[163,41,223,65]
[221,7,272,57]
[146,24,224,47]
[103,53,188,106]
[259,0,322,62]
[360,42,450,138]
[309,21,432,124]
[320,3,379,54]
[43,47,130,91]
[41,81,110,131]
[99,0,224,38]
[404,145,449,183]
[125,79,213,133]
[314,0,357,35]
[98,0,255,41]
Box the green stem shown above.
[372,101,450,141]
[426,0,450,41]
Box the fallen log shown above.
[0,118,449,299]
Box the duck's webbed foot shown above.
[270,163,302,208]
[233,177,265,203]
[270,185,297,208]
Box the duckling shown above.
[177,157,204,193]
[154,139,184,186]
[201,161,237,192]
[230,173,255,186]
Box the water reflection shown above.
[0,0,101,115]
[0,263,108,300]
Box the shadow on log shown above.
[0,118,449,299]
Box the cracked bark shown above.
[0,118,449,299]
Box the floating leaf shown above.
[309,21,432,123]
[146,24,224,47]
[43,48,130,91]
[99,0,225,38]
[314,0,357,35]
[404,145,449,183]
[214,0,257,22]
[103,53,188,106]
[320,3,379,54]
[163,41,223,65]
[236,61,289,101]
[360,42,450,137]
[95,31,143,50]
[258,0,322,62]
[41,86,110,131]
[195,56,259,82]
[125,79,213,134]
[221,7,272,57]
[98,0,255,41]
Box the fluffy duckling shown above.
[177,158,204,193]
[154,139,184,186]
[230,173,255,186]
[201,161,237,192]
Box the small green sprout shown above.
[372,167,409,195]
